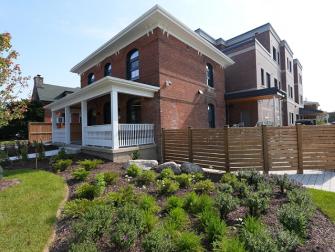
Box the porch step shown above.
[64,145,81,155]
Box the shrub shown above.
[111,221,138,250]
[240,216,278,252]
[116,204,145,230]
[63,199,104,219]
[257,181,273,198]
[17,142,28,161]
[33,140,45,160]
[278,203,308,237]
[69,240,98,252]
[78,159,103,171]
[183,192,214,214]
[245,192,270,217]
[142,210,159,233]
[199,208,226,243]
[175,231,204,252]
[175,173,192,188]
[166,195,184,212]
[165,207,190,230]
[275,174,292,194]
[276,229,301,252]
[142,227,175,252]
[72,167,89,181]
[192,172,205,182]
[157,178,179,195]
[193,179,216,194]
[95,173,106,195]
[126,163,142,177]
[233,180,250,198]
[131,150,140,160]
[217,192,239,218]
[103,171,118,185]
[287,187,312,206]
[138,194,160,213]
[106,185,136,207]
[52,159,72,172]
[159,167,175,179]
[221,172,239,186]
[72,204,113,242]
[238,170,263,189]
[75,183,99,200]
[137,170,156,186]
[57,147,68,160]
[213,236,246,252]
[217,183,233,194]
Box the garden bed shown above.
[44,154,335,252]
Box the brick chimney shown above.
[34,74,44,88]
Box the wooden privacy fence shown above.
[28,122,52,143]
[162,125,335,173]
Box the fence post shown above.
[224,126,230,172]
[296,124,303,174]
[161,128,165,163]
[188,127,193,163]
[28,122,31,143]
[262,125,269,174]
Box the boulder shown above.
[180,162,204,174]
[155,162,181,175]
[123,160,158,171]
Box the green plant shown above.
[126,163,142,177]
[103,171,118,185]
[52,159,72,172]
[137,170,156,186]
[287,187,312,206]
[157,178,179,195]
[192,172,205,182]
[69,240,98,252]
[276,229,301,252]
[142,227,175,252]
[17,141,28,161]
[233,180,250,198]
[183,192,214,214]
[138,194,160,213]
[33,141,45,160]
[57,147,67,159]
[217,192,239,218]
[213,236,246,252]
[159,167,175,179]
[175,231,204,252]
[175,173,192,188]
[193,179,216,194]
[221,172,239,186]
[131,150,140,160]
[111,220,138,250]
[106,185,136,207]
[199,208,226,243]
[78,159,103,171]
[278,203,309,237]
[95,173,106,195]
[245,192,270,217]
[257,181,273,198]
[75,183,99,200]
[72,167,90,181]
[142,210,159,233]
[165,207,190,230]
[217,183,233,194]
[166,195,184,212]
[240,216,278,252]
[275,174,292,194]
[238,170,263,189]
[63,199,104,219]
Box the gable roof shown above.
[35,83,80,102]
[70,5,234,75]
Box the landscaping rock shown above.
[180,162,204,174]
[123,160,158,171]
[155,161,181,174]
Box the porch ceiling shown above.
[44,76,160,111]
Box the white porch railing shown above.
[84,125,113,147]
[53,128,66,143]
[119,124,155,147]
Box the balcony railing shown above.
[118,124,155,147]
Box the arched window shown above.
[103,102,111,124]
[127,98,141,123]
[87,73,95,85]
[206,63,214,88]
[127,49,139,80]
[208,104,215,128]
[104,63,112,77]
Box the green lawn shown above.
[0,169,66,252]
[308,188,335,223]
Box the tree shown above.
[0,32,29,127]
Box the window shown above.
[299,74,302,84]
[261,68,264,85]
[272,47,277,61]
[208,104,215,128]
[279,81,281,90]
[289,86,293,98]
[103,102,111,124]
[274,78,278,88]
[206,63,214,87]
[300,95,303,104]
[277,52,280,64]
[289,112,294,125]
[287,58,289,70]
[266,72,271,88]
[87,73,95,85]
[289,61,292,72]
[104,63,112,77]
[127,98,141,123]
[127,49,139,80]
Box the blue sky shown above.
[2,0,334,111]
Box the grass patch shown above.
[308,188,335,223]
[0,169,66,251]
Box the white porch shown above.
[45,76,159,150]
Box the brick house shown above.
[45,5,234,161]
[196,23,304,126]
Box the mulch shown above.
[0,178,21,191]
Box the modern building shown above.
[299,101,329,124]
[196,23,304,126]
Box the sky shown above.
[1,0,334,111]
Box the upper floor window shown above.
[289,86,294,99]
[104,63,112,77]
[277,52,280,64]
[274,78,278,88]
[289,61,292,72]
[206,63,214,88]
[272,47,277,61]
[87,73,95,85]
[127,49,139,80]
[208,104,215,128]
[299,74,302,84]
[266,72,271,88]
[261,68,264,85]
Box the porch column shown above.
[65,106,71,144]
[51,110,56,143]
[81,100,87,146]
[111,90,119,149]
